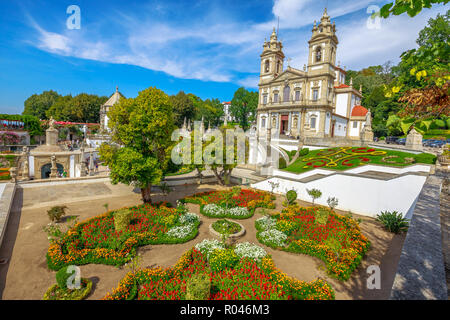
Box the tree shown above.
[385,10,449,123]
[379,1,449,18]
[46,93,107,123]
[99,87,175,203]
[170,91,195,127]
[230,87,258,130]
[306,188,322,206]
[23,90,61,119]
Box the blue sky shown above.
[0,0,447,115]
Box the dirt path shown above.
[0,182,404,300]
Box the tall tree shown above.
[23,90,60,120]
[99,87,175,203]
[230,87,258,130]
[170,91,195,127]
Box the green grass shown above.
[284,147,436,174]
[165,166,194,177]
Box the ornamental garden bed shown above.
[182,187,275,219]
[46,203,201,270]
[285,147,436,174]
[209,219,245,240]
[103,241,334,300]
[255,206,371,281]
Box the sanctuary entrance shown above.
[41,163,63,179]
[280,115,289,135]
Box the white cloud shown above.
[24,1,447,87]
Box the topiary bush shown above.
[286,189,297,205]
[278,157,287,169]
[299,148,309,157]
[186,273,211,300]
[376,211,409,234]
[56,265,72,290]
[47,206,68,222]
[114,209,131,232]
[315,209,330,225]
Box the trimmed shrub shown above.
[186,273,211,300]
[56,265,73,290]
[299,148,309,157]
[278,157,287,169]
[376,211,409,234]
[114,209,131,232]
[47,206,67,222]
[315,209,330,225]
[286,189,297,205]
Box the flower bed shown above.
[103,244,335,300]
[183,188,275,219]
[285,146,436,173]
[212,219,242,235]
[46,204,200,270]
[255,207,370,281]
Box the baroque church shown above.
[256,9,371,141]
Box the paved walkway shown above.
[390,173,447,300]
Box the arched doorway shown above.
[41,163,64,179]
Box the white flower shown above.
[227,207,249,217]
[203,204,225,216]
[234,242,267,261]
[194,239,225,259]
[179,212,199,224]
[165,224,195,239]
[259,229,287,247]
[256,216,277,230]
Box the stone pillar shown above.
[79,148,87,177]
[318,110,326,138]
[405,128,423,151]
[88,151,95,176]
[21,146,30,181]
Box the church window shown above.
[273,92,279,103]
[315,47,322,63]
[295,90,301,101]
[276,60,281,73]
[261,117,266,128]
[265,60,270,73]
[283,85,290,102]
[263,94,267,105]
[353,121,358,128]
[310,117,316,129]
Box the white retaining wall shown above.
[251,173,427,218]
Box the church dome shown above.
[351,105,368,117]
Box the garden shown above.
[182,187,275,219]
[284,146,436,174]
[46,202,201,271]
[255,205,371,281]
[103,241,335,300]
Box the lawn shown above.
[284,147,436,174]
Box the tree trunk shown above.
[140,184,152,203]
[212,168,225,185]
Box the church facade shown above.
[256,9,370,141]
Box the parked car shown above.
[430,140,446,148]
[396,138,406,145]
[386,136,399,144]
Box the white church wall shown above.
[335,94,348,117]
[332,115,347,137]
[349,120,365,137]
